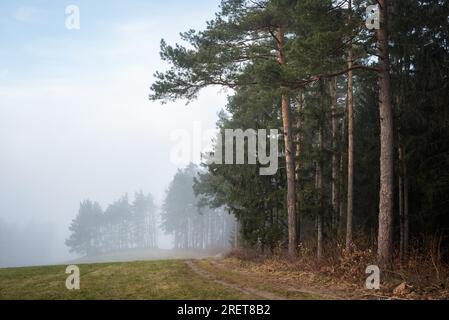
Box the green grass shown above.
[0,260,253,300]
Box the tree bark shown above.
[277,26,297,257]
[398,146,404,265]
[338,103,346,237]
[377,0,395,269]
[316,125,324,261]
[403,153,409,262]
[330,77,339,233]
[346,0,354,251]
[399,145,409,264]
[234,218,240,248]
[295,90,304,242]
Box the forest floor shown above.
[0,257,447,300]
[214,251,449,300]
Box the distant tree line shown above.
[162,164,236,250]
[66,191,158,256]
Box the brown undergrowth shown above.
[225,237,449,300]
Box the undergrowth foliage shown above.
[226,236,449,299]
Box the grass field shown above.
[0,260,254,300]
[3,257,446,300]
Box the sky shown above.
[0,0,229,266]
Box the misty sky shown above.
[0,0,228,266]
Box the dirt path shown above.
[186,259,351,300]
[215,260,345,299]
[185,260,286,300]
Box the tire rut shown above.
[185,260,285,300]
[207,260,342,300]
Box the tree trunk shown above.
[346,0,354,251]
[403,155,409,262]
[234,218,239,248]
[316,125,324,261]
[338,104,346,237]
[277,26,297,257]
[295,90,304,242]
[399,145,409,264]
[330,77,339,233]
[398,145,404,265]
[377,0,395,269]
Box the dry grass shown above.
[225,237,449,300]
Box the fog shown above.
[0,0,227,268]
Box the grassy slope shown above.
[0,260,253,300]
[68,248,218,265]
